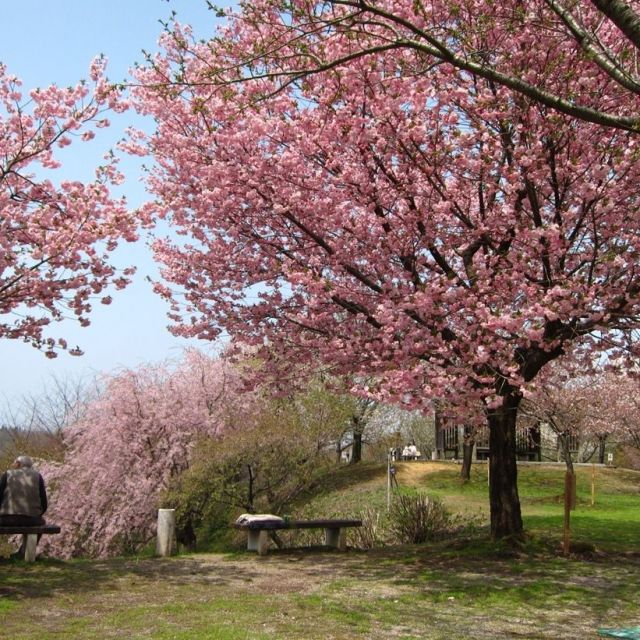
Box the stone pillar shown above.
[156,508,177,557]
[325,527,346,550]
[23,534,38,562]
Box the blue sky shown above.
[0,1,234,407]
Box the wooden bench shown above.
[0,525,61,562]
[234,518,362,555]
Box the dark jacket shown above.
[0,468,47,517]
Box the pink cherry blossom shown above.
[0,58,137,354]
[128,4,640,539]
[39,351,249,558]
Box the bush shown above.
[388,493,451,544]
[351,507,384,549]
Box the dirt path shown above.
[394,461,456,485]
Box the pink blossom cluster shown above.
[126,3,640,539]
[527,366,640,444]
[0,58,137,356]
[129,8,640,415]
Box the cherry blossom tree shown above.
[200,0,640,132]
[522,374,594,473]
[39,351,243,558]
[129,10,640,539]
[578,372,640,469]
[612,377,640,455]
[0,58,138,356]
[523,368,640,469]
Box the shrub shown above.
[388,493,451,544]
[351,506,384,549]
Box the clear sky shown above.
[0,1,234,408]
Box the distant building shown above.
[433,416,586,463]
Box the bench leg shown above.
[23,534,38,562]
[257,530,269,556]
[325,527,346,550]
[247,530,270,555]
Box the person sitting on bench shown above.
[0,455,48,558]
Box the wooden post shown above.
[387,449,392,512]
[591,465,596,506]
[156,508,177,557]
[487,457,490,487]
[563,471,574,555]
[570,471,577,511]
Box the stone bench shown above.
[234,518,362,555]
[0,525,61,562]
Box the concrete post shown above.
[325,527,346,550]
[156,508,177,557]
[23,534,38,562]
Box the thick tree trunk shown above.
[487,394,524,539]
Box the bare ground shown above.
[2,545,639,639]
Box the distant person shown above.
[0,455,48,558]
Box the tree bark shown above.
[588,0,640,51]
[460,427,475,482]
[351,428,362,464]
[598,435,607,464]
[558,433,575,474]
[246,464,255,512]
[487,393,524,539]
[350,415,363,464]
[531,423,542,462]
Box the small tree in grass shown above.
[163,382,355,542]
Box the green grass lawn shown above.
[0,462,638,639]
[292,461,640,554]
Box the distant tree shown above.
[522,378,589,474]
[163,377,361,545]
[522,368,640,469]
[0,374,89,467]
[0,58,138,356]
[575,372,640,463]
[167,396,333,521]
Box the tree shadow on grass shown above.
[302,462,387,500]
[2,539,639,619]
[0,554,277,602]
